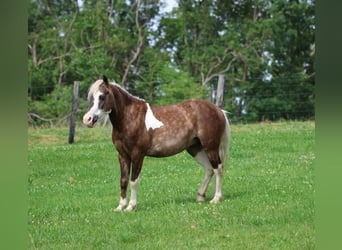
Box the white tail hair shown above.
[219,110,231,166]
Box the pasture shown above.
[28,121,315,249]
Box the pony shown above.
[83,76,231,211]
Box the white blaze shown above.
[83,90,112,126]
[145,103,164,130]
[83,91,104,125]
[90,91,103,115]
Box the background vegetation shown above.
[28,121,315,249]
[28,0,315,126]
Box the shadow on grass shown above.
[136,190,247,211]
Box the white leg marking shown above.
[195,151,214,202]
[145,103,164,130]
[114,197,127,212]
[125,179,139,212]
[210,164,223,204]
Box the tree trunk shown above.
[121,0,143,88]
[215,74,225,108]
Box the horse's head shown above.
[83,76,114,128]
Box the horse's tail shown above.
[219,110,231,167]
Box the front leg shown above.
[115,196,128,212]
[125,178,139,211]
[125,149,145,211]
[114,154,131,212]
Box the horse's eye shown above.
[99,94,105,101]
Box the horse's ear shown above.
[103,75,109,85]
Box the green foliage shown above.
[28,121,315,249]
[28,0,315,125]
[154,65,207,105]
[28,86,72,125]
[28,85,88,127]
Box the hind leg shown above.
[187,139,223,203]
[210,163,223,203]
[193,150,214,202]
[205,150,223,203]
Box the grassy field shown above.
[28,121,315,249]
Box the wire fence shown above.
[28,81,315,127]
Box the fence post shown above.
[216,74,225,108]
[68,81,80,144]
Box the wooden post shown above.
[216,74,225,108]
[68,81,80,144]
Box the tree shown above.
[28,0,315,125]
[28,0,162,125]
[156,0,315,122]
[243,0,315,121]
[156,0,266,111]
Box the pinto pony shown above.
[83,76,231,211]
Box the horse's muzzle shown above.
[83,114,98,128]
[92,115,99,125]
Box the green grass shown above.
[28,121,315,249]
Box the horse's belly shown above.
[147,133,193,157]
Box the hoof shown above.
[114,204,126,212]
[197,193,206,202]
[124,204,136,212]
[197,195,205,202]
[209,196,222,204]
[114,207,123,212]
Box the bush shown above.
[28,85,88,127]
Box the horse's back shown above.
[151,98,225,129]
[152,98,227,136]
[146,99,227,157]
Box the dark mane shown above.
[88,79,145,104]
[110,83,146,104]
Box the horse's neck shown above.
[108,84,145,129]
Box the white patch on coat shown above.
[145,103,164,130]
